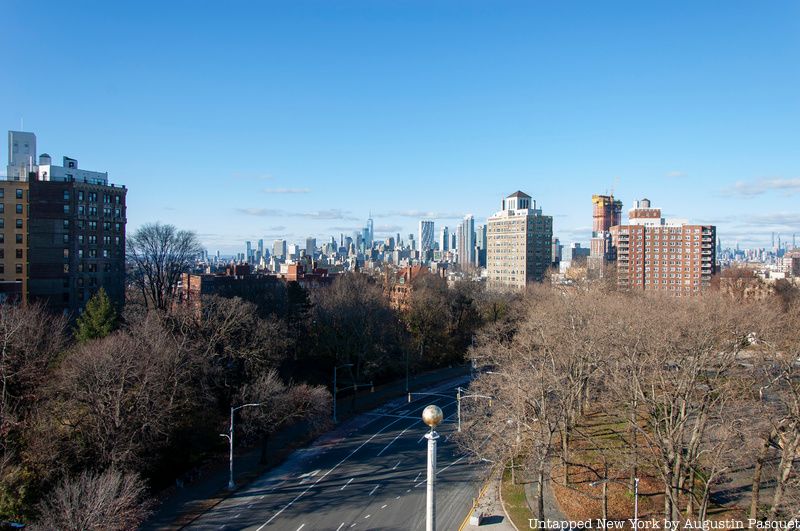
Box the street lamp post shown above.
[332,363,353,423]
[455,387,493,433]
[589,476,640,525]
[422,404,443,531]
[219,402,262,490]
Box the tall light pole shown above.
[634,477,640,529]
[333,363,353,423]
[422,404,443,531]
[219,402,262,490]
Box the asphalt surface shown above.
[185,382,489,531]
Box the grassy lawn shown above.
[501,465,533,530]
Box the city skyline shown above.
[3,1,799,253]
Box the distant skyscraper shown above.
[306,237,316,257]
[246,241,252,262]
[590,194,623,264]
[456,215,476,266]
[418,220,435,252]
[366,215,374,246]
[475,224,487,267]
[273,239,287,260]
[609,198,716,296]
[439,226,449,252]
[486,191,553,290]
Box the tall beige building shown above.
[486,191,553,290]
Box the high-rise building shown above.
[1,131,127,313]
[456,215,475,266]
[418,220,435,252]
[273,239,287,260]
[245,240,252,262]
[306,237,316,257]
[366,215,374,246]
[609,198,716,296]
[475,224,487,267]
[486,191,553,290]
[439,226,449,252]
[590,194,622,262]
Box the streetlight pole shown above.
[634,477,639,529]
[422,404,443,531]
[219,402,262,490]
[333,363,353,423]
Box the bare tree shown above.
[33,469,149,531]
[238,370,331,463]
[127,222,202,311]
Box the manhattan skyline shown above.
[2,1,798,253]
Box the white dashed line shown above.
[234,513,241,519]
[341,477,353,490]
[381,504,388,509]
[369,485,379,496]
[296,525,305,531]
[256,416,405,530]
[365,515,371,519]
[377,424,413,456]
[336,523,345,531]
[414,472,421,482]
[393,459,402,470]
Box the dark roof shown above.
[506,190,531,199]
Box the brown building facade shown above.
[0,176,127,313]
[609,199,715,296]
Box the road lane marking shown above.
[256,416,405,530]
[234,513,241,519]
[396,496,401,499]
[393,459,401,470]
[381,504,388,509]
[341,478,353,490]
[414,472,421,482]
[296,525,305,531]
[369,485,379,496]
[414,456,466,488]
[377,424,413,456]
[336,524,345,531]
[365,515,371,519]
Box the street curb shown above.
[458,467,494,531]
[499,467,521,531]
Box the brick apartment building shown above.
[609,198,715,296]
[2,131,127,313]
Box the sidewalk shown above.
[523,463,567,524]
[145,365,470,530]
[463,467,517,531]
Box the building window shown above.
[65,264,70,273]
[0,265,4,274]
[115,208,121,218]
[78,205,85,215]
[15,189,22,199]
[78,235,84,245]
[15,249,22,259]
[0,204,4,214]
[15,234,22,244]
[0,219,4,228]
[0,234,3,244]
[15,265,22,274]
[88,263,97,273]
[78,191,84,201]
[89,249,97,258]
[63,249,69,259]
[0,250,4,259]
[63,220,69,229]
[16,219,22,229]
[63,234,69,244]
[15,204,22,214]
[115,195,120,204]
[89,221,97,230]
[63,205,70,214]
[89,235,97,244]
[103,249,109,258]
[88,192,97,202]
[103,207,111,217]
[64,190,70,201]
[78,249,84,259]
[0,189,4,198]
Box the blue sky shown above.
[3,1,799,253]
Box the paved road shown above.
[186,382,489,531]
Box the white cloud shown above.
[665,170,687,178]
[721,177,800,197]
